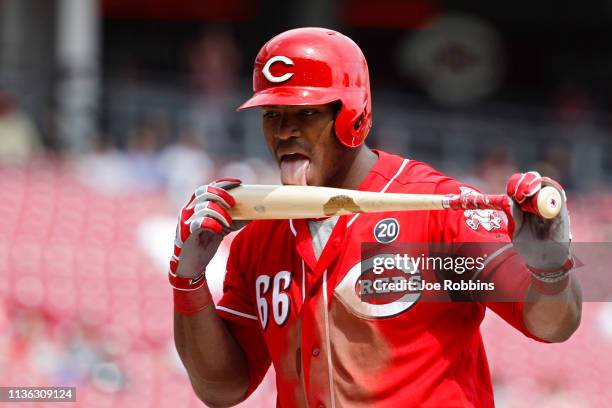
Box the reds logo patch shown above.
[458,186,502,231]
[464,209,502,231]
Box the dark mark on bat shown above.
[323,195,362,216]
[254,205,266,213]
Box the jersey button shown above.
[318,404,325,408]
[312,347,320,357]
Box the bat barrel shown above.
[228,185,447,220]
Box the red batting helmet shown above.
[238,27,372,148]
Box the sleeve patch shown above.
[459,186,503,232]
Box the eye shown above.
[263,110,280,119]
[301,109,318,117]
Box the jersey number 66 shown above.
[255,271,292,329]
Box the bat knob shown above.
[536,186,562,219]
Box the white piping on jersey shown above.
[347,158,410,228]
[322,269,336,408]
[289,219,297,236]
[471,243,513,281]
[215,305,258,321]
[301,259,306,303]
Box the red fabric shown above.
[216,150,541,407]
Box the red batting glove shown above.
[505,172,573,295]
[169,178,242,315]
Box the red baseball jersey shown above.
[216,150,543,407]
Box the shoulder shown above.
[373,150,469,194]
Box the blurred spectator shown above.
[216,159,258,184]
[123,114,167,191]
[0,91,43,163]
[473,146,517,193]
[534,146,573,189]
[186,26,241,99]
[215,156,281,185]
[157,126,214,208]
[74,136,132,194]
[186,26,242,155]
[553,84,592,127]
[74,112,167,195]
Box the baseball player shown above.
[170,28,581,407]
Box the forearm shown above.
[522,277,582,343]
[174,302,249,406]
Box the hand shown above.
[505,171,573,278]
[170,178,243,282]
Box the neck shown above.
[335,145,378,190]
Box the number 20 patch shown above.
[374,218,400,243]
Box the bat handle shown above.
[530,186,563,219]
[444,186,562,219]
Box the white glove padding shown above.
[170,178,246,279]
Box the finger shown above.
[522,171,542,198]
[189,216,223,235]
[507,172,541,203]
[181,192,198,211]
[178,206,196,243]
[173,219,183,248]
[194,185,236,208]
[507,173,522,200]
[513,172,539,202]
[211,178,242,191]
[169,255,179,274]
[189,201,232,228]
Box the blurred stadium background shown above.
[1,0,611,407]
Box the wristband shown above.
[528,255,573,296]
[169,270,213,316]
[531,273,571,296]
[527,255,574,276]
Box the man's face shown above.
[262,103,347,186]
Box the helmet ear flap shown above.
[334,106,369,148]
[334,95,371,148]
[334,104,355,147]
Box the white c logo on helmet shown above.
[262,56,294,83]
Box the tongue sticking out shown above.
[280,155,310,185]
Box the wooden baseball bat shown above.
[227,185,562,220]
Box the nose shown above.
[275,112,300,140]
